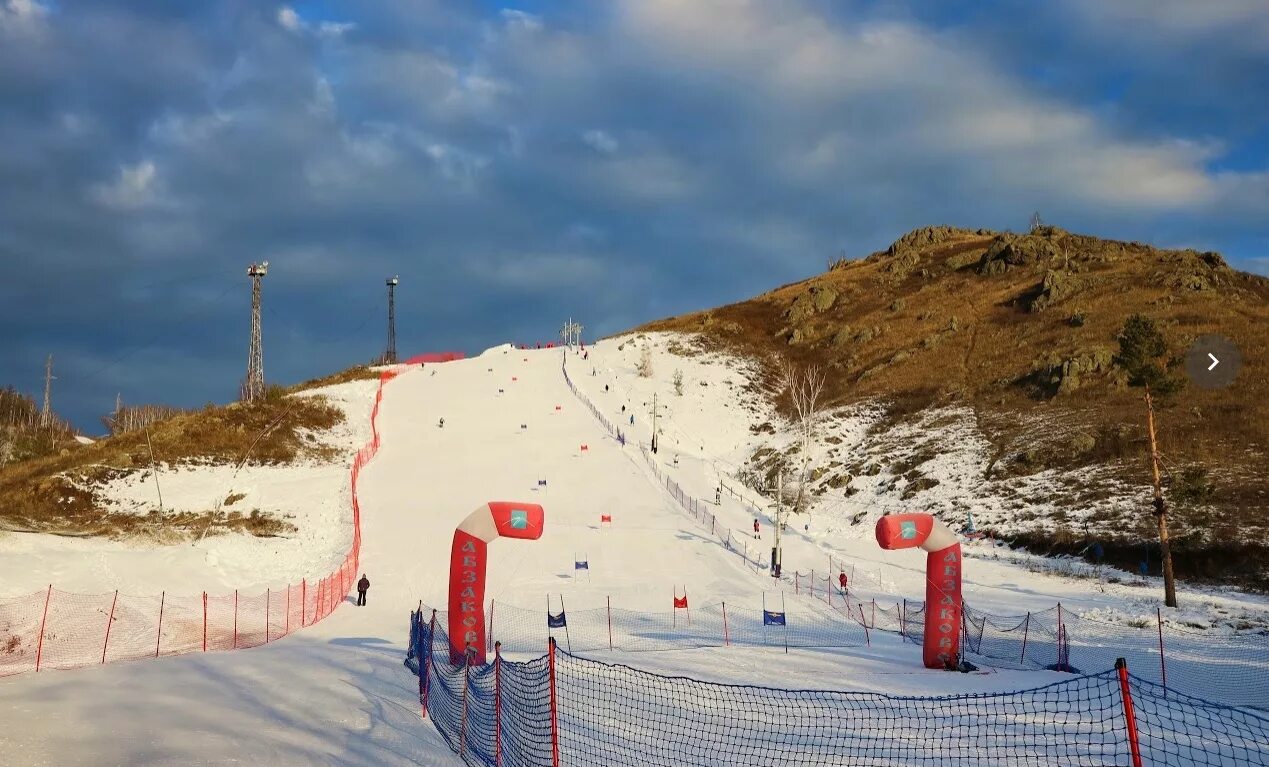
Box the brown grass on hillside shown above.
[288,365,382,393]
[634,225,1269,579]
[0,394,343,538]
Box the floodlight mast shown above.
[242,262,268,402]
[385,276,399,364]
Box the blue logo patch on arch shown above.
[510,509,529,530]
[900,520,918,540]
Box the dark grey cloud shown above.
[1,0,1265,430]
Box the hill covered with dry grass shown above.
[637,225,1269,587]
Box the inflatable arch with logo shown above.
[875,513,962,669]
[448,502,545,664]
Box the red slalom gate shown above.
[0,354,459,678]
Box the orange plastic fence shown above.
[0,357,451,677]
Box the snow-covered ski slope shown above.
[0,340,1263,765]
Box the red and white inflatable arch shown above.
[875,513,962,669]
[448,502,545,664]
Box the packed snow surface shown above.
[0,336,1264,765]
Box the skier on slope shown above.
[356,574,370,606]
[753,518,760,539]
[438,417,445,428]
[838,571,848,593]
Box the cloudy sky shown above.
[2,0,1266,430]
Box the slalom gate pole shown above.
[871,599,876,629]
[233,589,239,649]
[34,585,51,672]
[560,594,573,653]
[102,589,118,664]
[1157,607,1167,691]
[548,637,561,767]
[607,596,613,651]
[1115,658,1145,767]
[460,645,471,759]
[977,610,986,648]
[722,602,730,646]
[900,599,907,642]
[266,588,271,643]
[782,592,789,655]
[762,592,768,647]
[155,591,165,658]
[421,609,437,719]
[494,642,503,767]
[202,592,208,652]
[795,573,799,595]
[1020,612,1030,662]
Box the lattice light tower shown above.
[242,261,268,402]
[385,276,399,364]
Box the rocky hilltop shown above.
[637,226,1269,588]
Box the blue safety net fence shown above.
[405,609,1269,766]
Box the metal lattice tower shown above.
[242,262,268,402]
[40,354,54,427]
[385,276,399,364]
[560,318,584,347]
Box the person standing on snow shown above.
[753,519,760,539]
[356,574,370,606]
[838,571,848,593]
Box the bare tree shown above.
[637,345,654,378]
[777,360,827,516]
[1030,211,1044,233]
[672,369,684,396]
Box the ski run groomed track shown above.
[0,341,1264,765]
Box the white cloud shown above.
[277,6,302,33]
[500,9,543,33]
[0,0,46,34]
[616,0,1256,214]
[1066,0,1269,52]
[317,21,355,39]
[582,129,618,154]
[90,161,161,210]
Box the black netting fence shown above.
[406,610,1269,766]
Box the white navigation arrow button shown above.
[1207,353,1220,371]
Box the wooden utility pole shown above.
[41,355,54,427]
[1145,387,1178,607]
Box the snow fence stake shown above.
[233,589,239,649]
[460,644,472,759]
[1157,606,1167,691]
[488,599,496,654]
[34,584,51,672]
[494,641,503,767]
[1020,612,1031,663]
[421,609,437,719]
[606,596,613,651]
[722,601,730,646]
[1115,658,1144,767]
[301,579,307,627]
[102,589,118,664]
[548,637,561,767]
[284,584,291,636]
[155,590,165,658]
[202,592,208,652]
[265,588,271,643]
